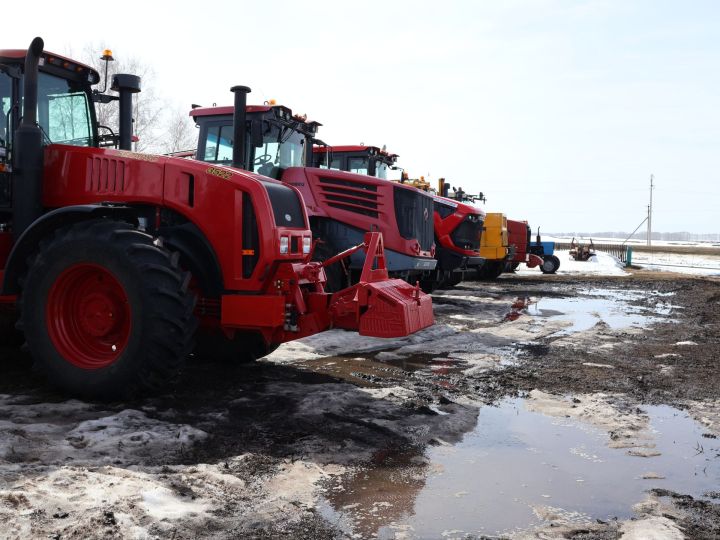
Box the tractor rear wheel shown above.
[19,220,197,399]
[0,308,24,347]
[541,255,560,274]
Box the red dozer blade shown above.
[324,232,434,338]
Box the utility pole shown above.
[647,174,654,246]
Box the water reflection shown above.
[321,399,720,538]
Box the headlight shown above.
[280,236,289,254]
[302,237,312,254]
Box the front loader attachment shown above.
[326,232,434,338]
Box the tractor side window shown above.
[0,73,10,208]
[204,124,233,163]
[37,72,92,146]
[348,156,369,176]
[0,73,11,149]
[375,160,389,180]
[315,152,341,170]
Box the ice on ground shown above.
[267,324,456,364]
[0,397,206,467]
[632,251,720,277]
[525,391,654,451]
[619,515,684,540]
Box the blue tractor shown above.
[528,229,560,274]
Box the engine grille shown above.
[318,176,379,218]
[393,186,434,251]
[451,216,483,251]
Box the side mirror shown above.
[250,119,263,148]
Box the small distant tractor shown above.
[506,222,560,274]
[569,237,596,261]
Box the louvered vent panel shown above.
[318,176,380,218]
[87,156,126,193]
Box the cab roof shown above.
[312,144,399,159]
[0,48,100,82]
[189,105,272,117]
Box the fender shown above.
[158,221,223,296]
[1,205,138,295]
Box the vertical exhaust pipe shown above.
[230,85,251,169]
[12,37,45,240]
[111,74,141,151]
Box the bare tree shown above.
[164,106,197,155]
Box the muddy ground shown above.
[0,270,719,539]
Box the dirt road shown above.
[1,271,718,539]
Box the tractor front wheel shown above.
[193,330,279,363]
[476,261,504,280]
[19,220,197,399]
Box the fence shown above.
[554,242,630,264]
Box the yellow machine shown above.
[480,212,509,260]
[477,212,512,279]
[398,173,433,192]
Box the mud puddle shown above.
[319,398,720,539]
[526,288,674,335]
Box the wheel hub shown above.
[46,264,132,369]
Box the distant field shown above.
[550,238,720,256]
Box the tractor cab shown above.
[192,103,320,180]
[190,103,438,287]
[312,144,399,180]
[0,51,100,223]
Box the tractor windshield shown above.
[250,122,305,179]
[37,72,93,147]
[347,156,370,176]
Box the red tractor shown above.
[0,38,433,399]
[188,106,437,292]
[506,220,561,274]
[314,146,486,290]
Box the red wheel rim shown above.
[46,264,132,369]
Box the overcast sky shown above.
[5,1,719,233]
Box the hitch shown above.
[327,232,434,338]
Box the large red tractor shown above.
[314,146,486,290]
[188,105,437,292]
[0,38,433,398]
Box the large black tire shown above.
[540,255,560,274]
[0,308,24,348]
[443,271,463,288]
[476,261,504,280]
[18,220,197,399]
[313,240,349,293]
[193,330,279,363]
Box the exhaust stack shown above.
[12,37,45,239]
[111,74,141,151]
[230,85,251,169]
